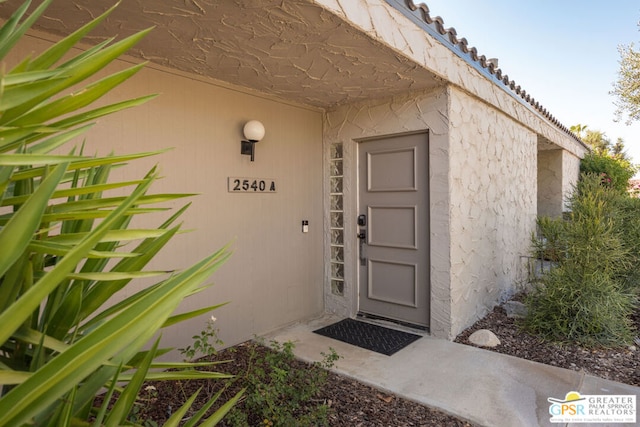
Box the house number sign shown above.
[228,177,277,193]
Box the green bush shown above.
[225,340,340,427]
[532,216,566,262]
[580,152,636,194]
[0,2,241,425]
[611,195,640,291]
[524,174,637,346]
[525,267,635,346]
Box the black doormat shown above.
[313,318,421,356]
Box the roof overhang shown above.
[0,0,443,109]
[0,0,588,155]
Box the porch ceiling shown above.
[1,0,444,108]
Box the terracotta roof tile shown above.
[403,0,583,145]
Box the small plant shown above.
[128,386,159,427]
[225,340,340,427]
[532,216,566,262]
[179,316,224,360]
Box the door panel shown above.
[368,259,418,307]
[367,148,417,191]
[358,133,429,327]
[368,206,417,249]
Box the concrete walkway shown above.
[262,316,639,427]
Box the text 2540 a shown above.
[228,177,277,193]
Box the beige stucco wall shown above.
[562,150,581,209]
[13,34,325,351]
[324,85,538,339]
[323,87,452,337]
[448,87,537,338]
[538,150,564,217]
[538,149,581,217]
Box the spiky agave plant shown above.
[0,1,242,425]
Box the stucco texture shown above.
[448,87,537,338]
[315,0,587,159]
[537,149,581,218]
[562,150,581,209]
[537,150,564,218]
[323,85,539,340]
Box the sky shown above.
[426,0,640,168]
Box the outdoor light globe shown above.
[243,120,265,142]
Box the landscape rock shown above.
[503,301,528,319]
[468,329,501,347]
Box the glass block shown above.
[330,195,343,211]
[331,279,344,296]
[330,160,343,176]
[330,212,343,228]
[331,262,344,279]
[331,246,344,262]
[330,177,343,194]
[330,143,343,159]
[331,229,344,245]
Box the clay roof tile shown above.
[404,0,582,145]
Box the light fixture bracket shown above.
[241,139,257,161]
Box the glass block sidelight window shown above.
[329,143,344,296]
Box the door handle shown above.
[358,229,366,266]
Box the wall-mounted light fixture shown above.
[241,120,265,162]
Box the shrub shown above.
[580,152,636,194]
[524,174,637,346]
[532,216,566,262]
[610,195,640,291]
[224,340,340,427]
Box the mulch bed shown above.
[133,342,474,426]
[454,301,640,386]
[114,298,639,426]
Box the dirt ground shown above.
[134,299,638,426]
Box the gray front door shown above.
[357,132,430,328]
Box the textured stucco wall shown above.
[323,87,452,338]
[562,150,581,210]
[314,0,588,159]
[11,34,326,352]
[537,149,581,218]
[324,85,539,339]
[537,150,564,218]
[448,87,537,338]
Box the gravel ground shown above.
[132,299,638,426]
[454,299,640,387]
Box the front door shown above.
[357,132,430,328]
